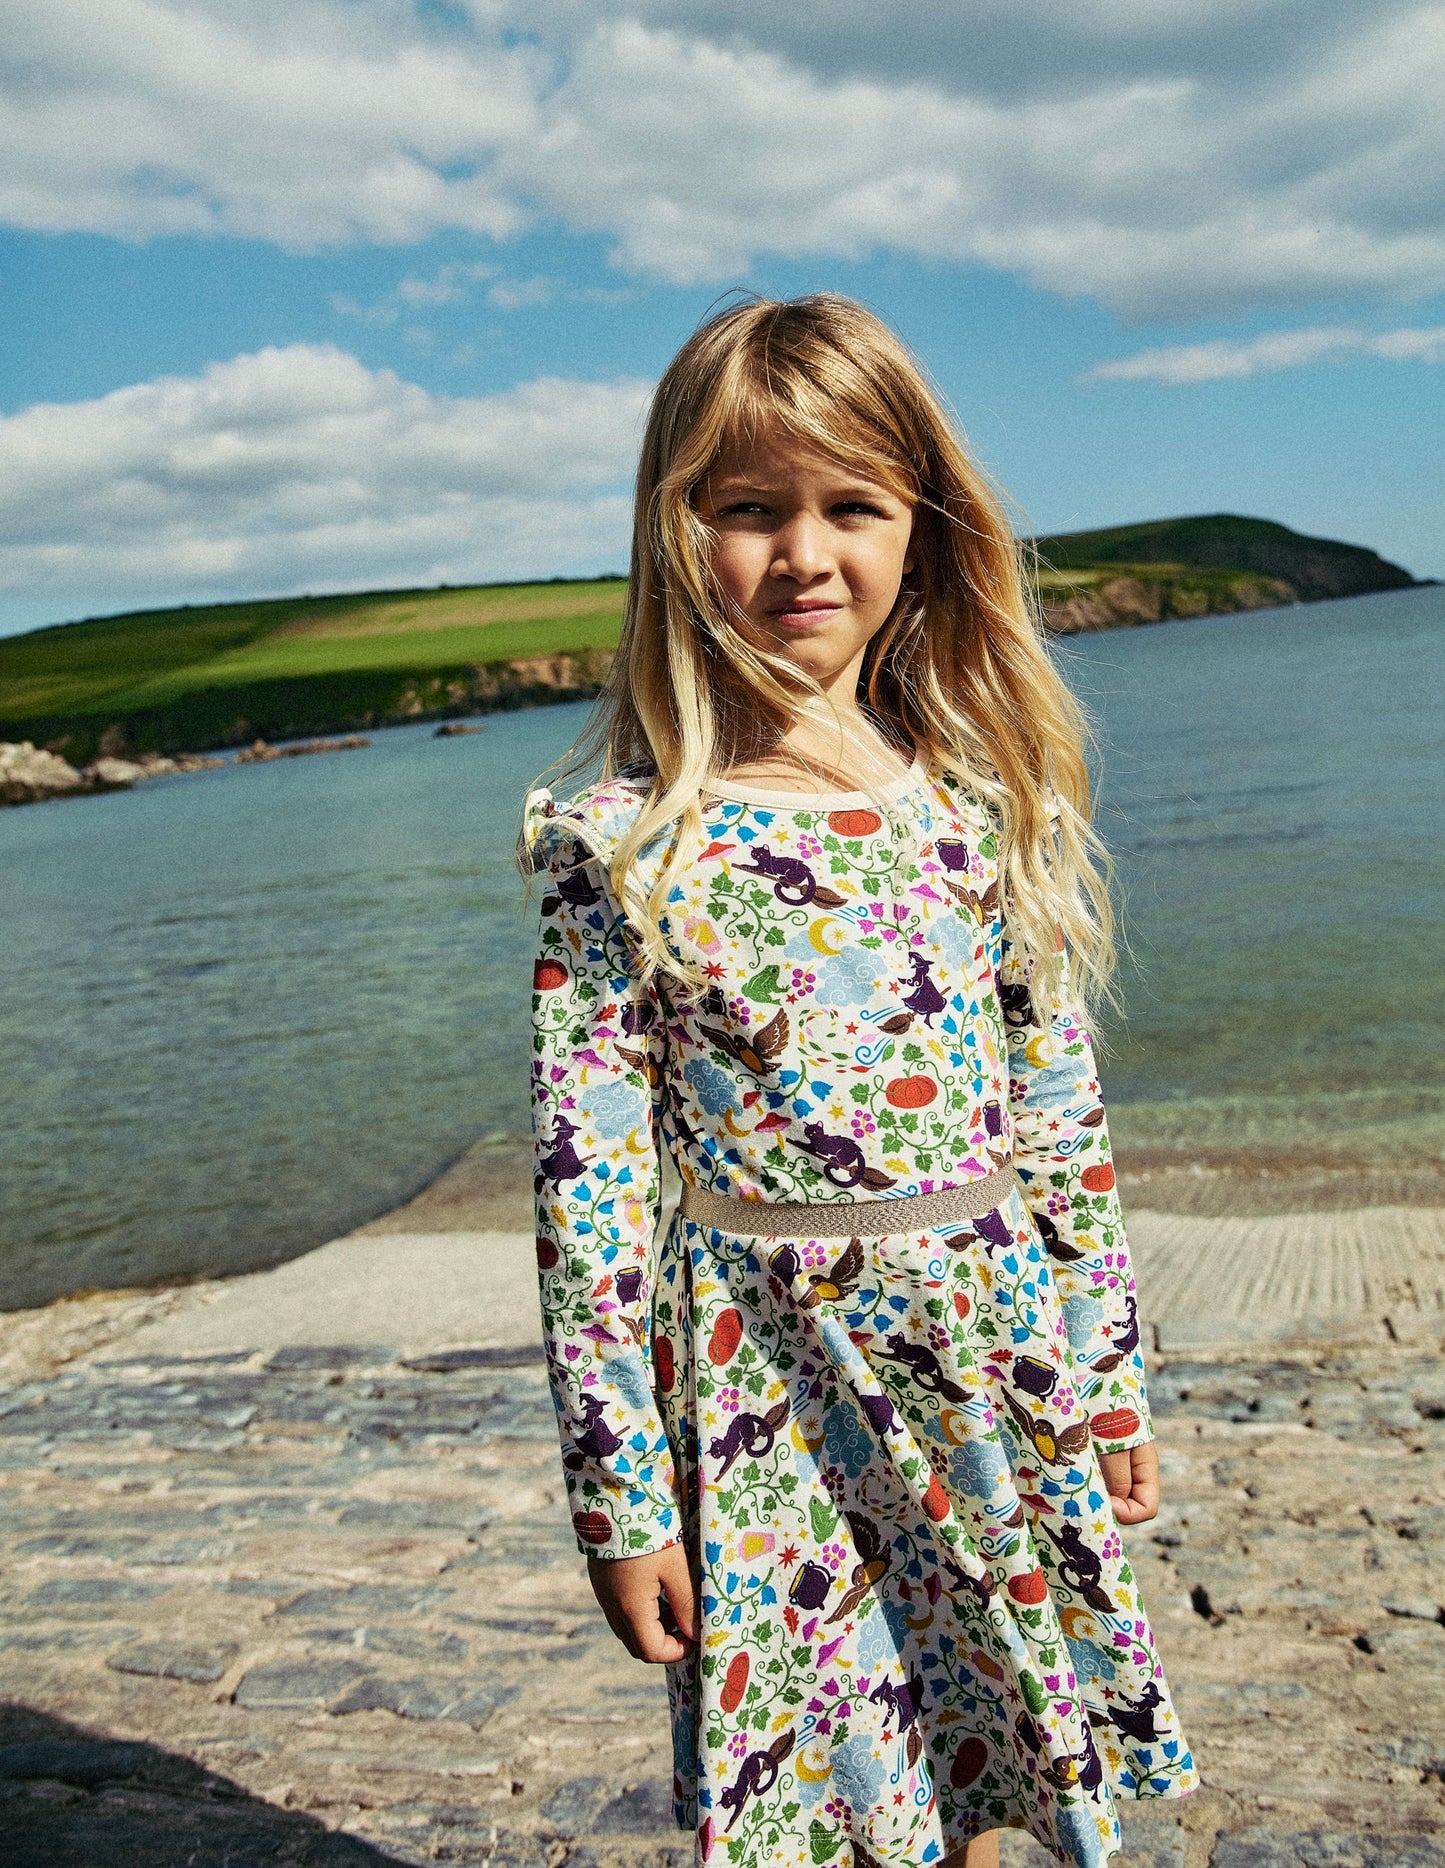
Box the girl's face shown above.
[695,421,916,699]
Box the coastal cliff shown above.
[1039,565,1295,633]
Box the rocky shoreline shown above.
[0,734,371,808]
[0,740,226,807]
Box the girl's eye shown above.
[833,500,885,518]
[716,500,770,519]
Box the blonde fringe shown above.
[516,293,1117,1023]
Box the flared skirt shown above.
[648,1180,1196,1868]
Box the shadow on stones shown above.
[0,1700,407,1867]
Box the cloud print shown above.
[1088,324,1445,384]
[2,0,1443,317]
[0,347,650,623]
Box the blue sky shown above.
[1,0,1442,637]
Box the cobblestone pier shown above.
[0,1228,1441,1866]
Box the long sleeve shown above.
[529,833,683,1559]
[997,927,1153,1456]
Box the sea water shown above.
[2,586,1441,1305]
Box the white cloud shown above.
[0,1,538,245]
[1087,323,1445,382]
[0,347,649,624]
[488,276,554,309]
[397,263,495,307]
[333,262,495,323]
[2,0,1444,316]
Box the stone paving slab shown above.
[1211,1834,1445,1867]
[0,1329,1441,1866]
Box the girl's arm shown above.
[997,927,1154,1463]
[529,840,684,1563]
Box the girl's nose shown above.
[770,512,833,582]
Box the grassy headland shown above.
[1,515,1423,760]
[1,578,627,762]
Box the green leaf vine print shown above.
[524,761,1195,1868]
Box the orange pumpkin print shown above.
[1091,1407,1141,1442]
[535,1235,559,1271]
[707,1307,744,1366]
[885,1075,937,1109]
[951,1735,988,1789]
[827,808,882,837]
[1007,1568,1048,1605]
[720,1650,751,1713]
[533,957,568,992]
[572,1510,613,1547]
[1079,1162,1115,1192]
[922,1472,950,1521]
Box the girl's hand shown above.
[587,1542,700,1664]
[1098,1441,1160,1525]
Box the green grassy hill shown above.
[0,579,627,761]
[1034,513,1419,603]
[0,514,1424,759]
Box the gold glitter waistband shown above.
[677,1161,1018,1239]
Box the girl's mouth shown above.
[767,601,842,628]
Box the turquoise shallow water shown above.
[1075,585,1444,1159]
[2,586,1441,1306]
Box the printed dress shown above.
[522,757,1195,1868]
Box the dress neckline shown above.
[703,757,929,809]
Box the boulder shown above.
[0,740,86,805]
[84,757,146,788]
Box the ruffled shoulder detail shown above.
[521,768,664,877]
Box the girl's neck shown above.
[716,712,915,796]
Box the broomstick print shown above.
[1033,1210,1086,1263]
[718,1729,795,1830]
[708,1398,791,1478]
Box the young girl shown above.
[518,294,1195,1868]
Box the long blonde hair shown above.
[519,292,1116,1017]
